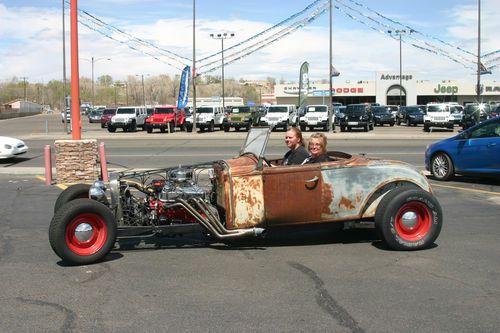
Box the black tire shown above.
[431,152,455,181]
[107,125,116,133]
[397,118,401,125]
[49,199,117,265]
[130,122,137,132]
[179,123,186,131]
[186,124,193,132]
[369,123,374,131]
[54,184,91,213]
[100,123,105,128]
[208,121,215,132]
[160,127,166,133]
[423,125,430,132]
[364,124,369,132]
[375,187,442,250]
[146,125,153,133]
[223,124,230,132]
[340,125,346,132]
[300,125,306,132]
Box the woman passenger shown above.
[304,133,330,164]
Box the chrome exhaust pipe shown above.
[177,198,265,240]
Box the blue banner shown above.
[177,66,191,109]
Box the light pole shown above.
[136,74,149,108]
[388,29,412,107]
[210,32,234,109]
[476,0,482,103]
[81,57,110,107]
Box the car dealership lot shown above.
[1,113,499,331]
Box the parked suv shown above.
[423,103,454,132]
[100,108,116,128]
[371,106,395,126]
[338,104,374,132]
[193,106,226,132]
[396,106,425,126]
[299,104,335,131]
[108,106,147,132]
[145,105,186,133]
[462,103,493,130]
[259,104,297,130]
[223,106,256,132]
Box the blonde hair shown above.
[308,133,327,153]
[286,127,305,147]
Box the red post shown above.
[70,0,81,139]
[99,142,109,181]
[44,145,52,185]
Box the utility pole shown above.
[192,0,197,132]
[20,77,28,101]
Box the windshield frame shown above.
[239,127,271,161]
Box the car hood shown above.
[0,136,25,146]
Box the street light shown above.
[210,32,235,109]
[387,29,412,106]
[81,57,110,107]
[136,74,149,108]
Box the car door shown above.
[454,118,500,172]
[262,163,323,225]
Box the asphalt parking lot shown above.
[1,114,499,332]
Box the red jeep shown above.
[145,105,186,133]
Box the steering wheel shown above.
[262,157,272,166]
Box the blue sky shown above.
[0,0,498,83]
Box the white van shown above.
[194,106,226,132]
[108,106,147,132]
[259,104,297,130]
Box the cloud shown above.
[0,2,498,84]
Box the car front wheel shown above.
[49,199,117,265]
[375,187,443,250]
[431,153,454,180]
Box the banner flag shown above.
[331,65,340,77]
[177,66,191,109]
[480,62,492,75]
[298,61,309,109]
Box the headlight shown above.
[89,181,107,203]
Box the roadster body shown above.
[49,127,443,265]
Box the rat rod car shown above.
[49,127,443,265]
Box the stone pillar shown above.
[55,139,99,184]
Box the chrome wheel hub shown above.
[74,223,94,242]
[401,211,418,229]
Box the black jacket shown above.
[283,146,310,165]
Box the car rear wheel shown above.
[431,153,454,181]
[107,125,116,133]
[49,199,117,265]
[375,187,442,250]
[54,184,91,213]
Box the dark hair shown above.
[286,127,305,146]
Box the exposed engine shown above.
[117,166,214,227]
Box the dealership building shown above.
[274,71,500,106]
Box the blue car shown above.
[425,116,500,180]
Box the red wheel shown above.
[49,199,116,265]
[375,187,442,250]
[66,213,108,256]
[394,201,432,242]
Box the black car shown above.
[338,104,374,132]
[371,106,395,126]
[397,106,425,126]
[462,103,492,130]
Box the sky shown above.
[0,0,499,84]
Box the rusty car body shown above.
[49,127,443,265]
